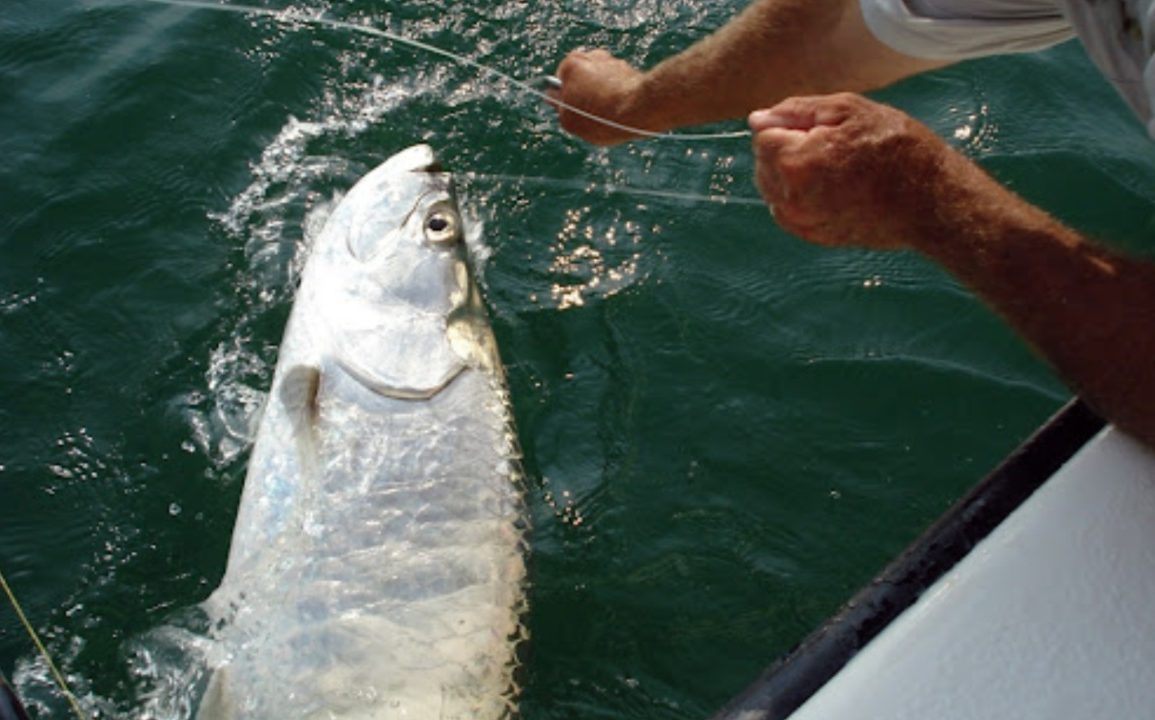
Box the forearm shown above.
[632,0,947,131]
[913,156,1155,446]
[554,0,948,143]
[750,93,1155,446]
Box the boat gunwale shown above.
[708,397,1106,720]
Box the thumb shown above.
[749,108,813,133]
[749,95,856,133]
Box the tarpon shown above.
[198,145,528,719]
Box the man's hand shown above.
[548,2,947,146]
[750,93,952,250]
[552,50,653,146]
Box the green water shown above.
[4,1,1155,717]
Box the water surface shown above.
[3,1,1155,717]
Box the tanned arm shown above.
[553,0,948,144]
[750,94,1155,447]
[913,143,1155,445]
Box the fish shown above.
[197,145,529,719]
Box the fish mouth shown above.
[414,160,445,174]
[379,144,441,176]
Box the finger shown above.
[749,94,858,133]
[556,50,587,83]
[751,126,807,166]
[752,144,790,205]
[749,107,813,133]
[556,48,611,82]
[535,76,563,110]
[764,198,825,241]
[535,75,563,92]
[531,76,564,108]
[754,167,780,207]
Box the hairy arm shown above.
[554,0,947,143]
[751,94,1155,446]
[913,153,1155,444]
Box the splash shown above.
[139,0,751,142]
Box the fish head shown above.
[340,144,466,309]
[304,145,498,396]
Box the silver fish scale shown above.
[200,146,527,720]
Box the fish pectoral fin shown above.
[280,364,322,431]
[279,364,322,470]
[196,667,234,720]
[335,355,466,400]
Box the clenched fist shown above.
[552,50,654,145]
[749,93,957,250]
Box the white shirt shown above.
[861,0,1155,135]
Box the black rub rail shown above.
[709,398,1105,720]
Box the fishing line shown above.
[139,0,753,142]
[0,568,87,720]
[462,172,766,207]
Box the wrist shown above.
[905,148,1076,273]
[901,142,1010,256]
[619,71,674,135]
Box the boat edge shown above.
[707,397,1106,720]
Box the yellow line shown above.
[0,567,88,720]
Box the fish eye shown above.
[424,204,461,245]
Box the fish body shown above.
[200,145,527,719]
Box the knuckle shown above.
[830,91,862,108]
[752,130,789,157]
[559,49,594,73]
[771,206,810,236]
[776,151,812,184]
[557,59,578,81]
[775,95,808,114]
[752,132,775,155]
